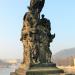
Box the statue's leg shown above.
[39,46,46,63]
[48,50,52,63]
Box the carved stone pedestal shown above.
[10,63,64,75]
[26,63,64,75]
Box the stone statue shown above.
[20,0,55,65]
[38,14,55,63]
[10,0,64,75]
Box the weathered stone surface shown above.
[10,68,26,75]
[26,63,64,75]
[29,0,45,13]
[20,9,55,65]
[10,0,64,75]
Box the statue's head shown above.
[41,14,45,19]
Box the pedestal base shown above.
[10,63,64,75]
[26,63,64,75]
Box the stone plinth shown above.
[26,63,64,75]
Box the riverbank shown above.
[58,66,75,74]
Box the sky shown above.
[0,0,75,59]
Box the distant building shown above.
[6,59,18,64]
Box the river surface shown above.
[0,67,16,75]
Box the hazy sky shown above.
[0,0,75,59]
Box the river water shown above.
[0,67,16,75]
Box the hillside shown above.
[52,48,75,59]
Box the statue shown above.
[20,0,55,65]
[38,14,55,63]
[10,0,64,75]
